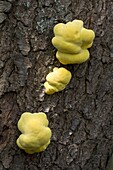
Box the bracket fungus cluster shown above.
[44,67,72,94]
[16,19,95,154]
[16,112,52,154]
[44,19,95,94]
[52,19,95,64]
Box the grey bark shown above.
[0,0,113,170]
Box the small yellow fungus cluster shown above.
[52,19,95,64]
[16,112,52,154]
[44,67,72,94]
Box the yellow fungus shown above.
[52,19,95,64]
[44,67,72,94]
[16,112,52,154]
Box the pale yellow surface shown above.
[56,50,89,64]
[16,112,52,154]
[52,19,95,64]
[44,67,72,94]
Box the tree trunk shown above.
[0,0,113,170]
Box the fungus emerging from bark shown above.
[52,19,95,64]
[16,112,52,154]
[44,67,72,94]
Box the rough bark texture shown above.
[0,0,113,170]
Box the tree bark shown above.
[0,0,113,170]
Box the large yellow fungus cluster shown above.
[44,67,72,94]
[16,112,52,154]
[52,19,95,64]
